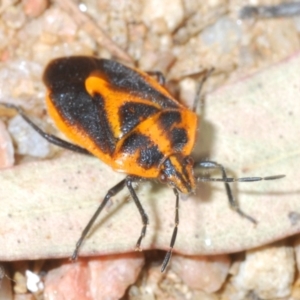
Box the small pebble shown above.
[2,4,26,29]
[25,270,43,293]
[141,0,184,32]
[22,0,48,18]
[8,114,51,158]
[201,16,241,53]
[44,253,144,300]
[13,271,27,294]
[171,254,231,293]
[232,243,295,299]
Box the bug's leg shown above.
[195,160,285,222]
[194,160,259,223]
[71,178,126,260]
[146,71,166,85]
[161,188,179,272]
[192,68,214,112]
[125,176,149,251]
[0,102,91,155]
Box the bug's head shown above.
[159,155,195,194]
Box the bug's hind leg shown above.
[71,178,127,260]
[125,176,149,251]
[0,102,91,155]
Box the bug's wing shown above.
[43,56,181,163]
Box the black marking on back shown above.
[44,57,178,112]
[121,133,149,154]
[99,59,179,109]
[158,111,182,131]
[50,89,116,154]
[121,132,164,169]
[139,144,164,169]
[119,102,159,135]
[170,128,188,152]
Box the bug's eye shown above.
[184,156,194,166]
[159,173,167,183]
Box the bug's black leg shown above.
[125,176,149,251]
[195,160,285,223]
[71,178,126,260]
[194,160,259,223]
[192,68,214,113]
[146,71,166,85]
[161,188,179,272]
[0,102,92,155]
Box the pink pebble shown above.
[44,253,145,300]
[44,260,90,300]
[171,254,231,293]
[22,0,48,18]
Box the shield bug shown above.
[0,56,285,272]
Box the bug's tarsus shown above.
[126,176,149,251]
[161,188,180,272]
[229,200,257,224]
[146,71,166,85]
[71,179,127,261]
[0,102,91,155]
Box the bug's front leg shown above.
[125,176,149,251]
[161,188,179,272]
[194,160,257,224]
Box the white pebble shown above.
[201,16,241,53]
[25,270,44,293]
[141,0,184,32]
[8,114,51,158]
[232,244,295,299]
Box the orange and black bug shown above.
[0,56,284,272]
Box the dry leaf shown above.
[0,53,299,260]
